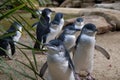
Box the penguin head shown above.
[42,8,54,18]
[75,17,84,29]
[51,13,64,25]
[11,21,23,31]
[44,39,65,54]
[64,26,80,35]
[81,23,98,36]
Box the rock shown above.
[64,16,112,34]
[59,0,119,8]
[81,3,94,8]
[94,2,120,11]
[78,9,120,31]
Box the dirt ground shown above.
[0,31,120,80]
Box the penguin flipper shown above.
[95,45,110,59]
[65,49,75,71]
[69,46,76,56]
[9,40,15,55]
[39,61,48,78]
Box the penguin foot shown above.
[75,73,81,80]
[85,74,95,80]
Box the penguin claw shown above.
[85,75,95,80]
[75,73,81,80]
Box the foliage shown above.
[0,0,49,80]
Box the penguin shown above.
[43,39,78,80]
[46,12,64,43]
[33,8,53,49]
[73,23,97,79]
[0,21,23,59]
[73,23,110,80]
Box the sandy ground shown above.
[0,31,120,80]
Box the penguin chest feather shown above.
[7,44,12,58]
[74,34,96,73]
[13,27,22,42]
[47,53,75,80]
[46,27,60,43]
[64,35,76,49]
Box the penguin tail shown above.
[39,61,48,79]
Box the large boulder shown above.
[94,2,120,11]
[59,0,119,8]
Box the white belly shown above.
[64,35,76,50]
[13,31,22,43]
[73,34,96,73]
[46,27,62,43]
[47,54,75,80]
[7,44,12,58]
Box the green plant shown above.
[0,0,49,80]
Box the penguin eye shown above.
[59,45,64,52]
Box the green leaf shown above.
[0,0,9,8]
[0,32,15,39]
[32,50,38,71]
[0,4,25,20]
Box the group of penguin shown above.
[0,8,110,80]
[32,8,110,80]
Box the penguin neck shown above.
[59,18,64,30]
[40,15,50,23]
[47,51,66,63]
[74,24,84,30]
[60,18,64,25]
[82,34,95,39]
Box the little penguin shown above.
[73,23,110,80]
[41,39,80,80]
